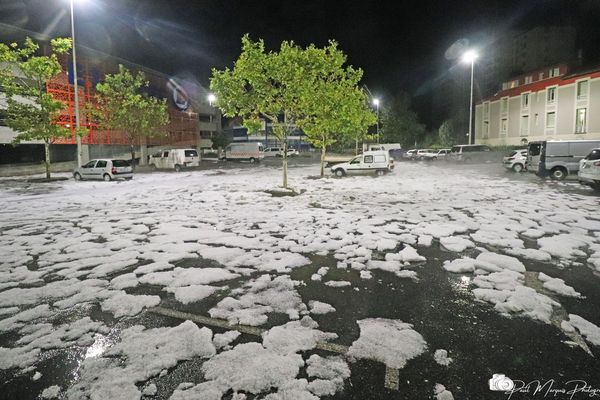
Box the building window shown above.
[546,87,556,104]
[549,67,560,78]
[502,82,508,90]
[546,112,556,129]
[483,102,490,119]
[521,93,529,109]
[500,118,508,135]
[577,80,589,100]
[575,108,587,133]
[521,115,529,136]
[501,97,508,114]
[524,76,532,84]
[539,72,544,80]
[483,121,489,138]
[509,80,518,88]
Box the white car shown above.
[264,147,298,157]
[404,149,417,159]
[73,159,133,181]
[423,149,451,160]
[414,149,434,160]
[149,149,199,172]
[502,149,528,172]
[330,150,394,177]
[578,148,600,190]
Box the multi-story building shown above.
[0,51,221,165]
[475,64,600,146]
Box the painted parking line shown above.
[148,306,400,391]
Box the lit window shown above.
[575,108,587,133]
[577,80,588,100]
[546,112,556,129]
[546,87,556,103]
[524,76,532,84]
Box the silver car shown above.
[73,159,133,181]
[578,148,600,190]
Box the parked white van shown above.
[149,149,200,172]
[330,150,394,177]
[223,142,264,163]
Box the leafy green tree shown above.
[379,93,426,148]
[438,119,456,147]
[92,65,169,167]
[0,37,73,179]
[213,36,347,187]
[300,80,376,176]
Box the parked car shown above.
[73,159,133,181]
[149,149,199,172]
[502,149,528,172]
[449,144,492,162]
[423,149,451,160]
[578,148,600,190]
[223,142,264,162]
[404,149,417,160]
[414,149,434,160]
[264,147,299,157]
[527,140,600,180]
[330,150,394,177]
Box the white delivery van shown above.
[330,150,394,177]
[149,149,200,172]
[223,142,264,163]
[364,143,402,152]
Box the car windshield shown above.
[112,160,130,167]
[585,149,600,160]
[528,143,541,156]
[508,151,517,157]
[451,146,461,153]
[184,150,198,157]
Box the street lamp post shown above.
[462,50,478,145]
[373,98,380,144]
[70,0,82,167]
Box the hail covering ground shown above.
[0,162,599,399]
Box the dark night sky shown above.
[1,0,599,108]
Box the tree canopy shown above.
[379,93,426,148]
[0,37,72,179]
[211,35,374,184]
[92,65,170,165]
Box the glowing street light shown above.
[461,50,478,145]
[208,93,216,106]
[69,0,86,167]
[373,98,380,143]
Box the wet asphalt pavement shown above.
[1,158,599,400]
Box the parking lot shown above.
[1,160,599,400]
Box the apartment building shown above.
[475,64,600,146]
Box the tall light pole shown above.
[462,50,478,145]
[373,98,380,143]
[70,0,82,167]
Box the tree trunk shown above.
[355,137,359,155]
[44,140,51,180]
[282,141,288,189]
[130,144,136,171]
[320,146,326,177]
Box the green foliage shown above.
[379,93,426,148]
[210,131,230,150]
[0,37,72,179]
[211,35,375,182]
[92,65,170,162]
[438,119,456,147]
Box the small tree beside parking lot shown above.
[91,65,169,167]
[0,37,73,180]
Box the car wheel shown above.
[125,177,133,181]
[512,163,524,173]
[73,172,82,181]
[550,167,567,181]
[334,169,345,177]
[174,164,182,172]
[249,157,256,164]
[376,169,385,176]
[103,174,111,182]
[432,157,437,161]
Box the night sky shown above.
[1,0,599,116]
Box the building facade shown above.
[475,64,600,146]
